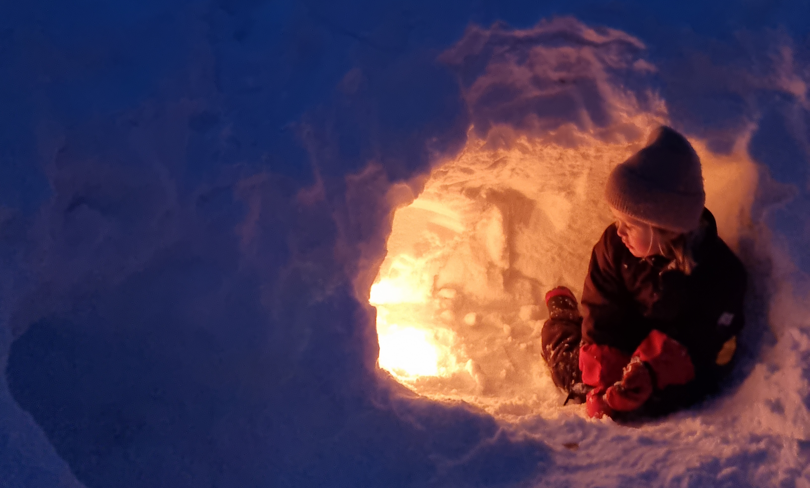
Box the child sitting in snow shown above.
[540,126,747,419]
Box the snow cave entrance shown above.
[369,136,631,416]
[368,130,755,416]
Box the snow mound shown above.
[1,3,809,487]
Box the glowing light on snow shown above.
[371,270,441,379]
[377,325,440,377]
[369,197,467,382]
[372,272,459,380]
[369,279,421,305]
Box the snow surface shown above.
[1,1,809,487]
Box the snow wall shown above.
[1,1,810,487]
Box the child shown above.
[541,126,747,419]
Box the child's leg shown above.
[541,315,583,392]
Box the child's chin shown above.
[621,238,647,258]
[626,245,646,258]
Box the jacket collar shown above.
[692,208,719,265]
[640,208,718,269]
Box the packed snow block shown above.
[310,56,469,182]
[750,104,808,187]
[440,17,661,147]
[749,103,810,277]
[364,395,552,487]
[0,378,85,488]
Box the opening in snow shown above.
[360,20,763,418]
[368,130,758,417]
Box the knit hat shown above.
[605,126,705,233]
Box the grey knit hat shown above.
[605,126,705,233]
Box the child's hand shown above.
[605,357,653,411]
[585,387,611,419]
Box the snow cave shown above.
[369,127,759,417]
[366,23,760,418]
[2,3,810,487]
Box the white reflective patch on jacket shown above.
[718,312,734,327]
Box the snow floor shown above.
[1,1,809,487]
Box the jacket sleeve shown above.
[579,227,637,388]
[580,227,637,347]
[580,342,630,388]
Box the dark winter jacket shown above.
[579,208,747,412]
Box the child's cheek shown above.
[628,233,645,253]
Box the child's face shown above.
[611,208,665,258]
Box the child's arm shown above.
[579,227,638,390]
[579,226,698,417]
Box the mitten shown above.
[586,387,611,419]
[604,356,653,411]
